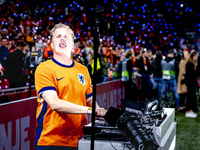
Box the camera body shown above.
[23,51,44,75]
[104,102,165,150]
[122,100,166,126]
[117,111,159,150]
[104,90,167,150]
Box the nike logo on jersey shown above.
[57,77,64,81]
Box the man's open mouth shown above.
[59,43,67,48]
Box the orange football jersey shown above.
[34,58,92,147]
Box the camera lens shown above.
[117,112,159,150]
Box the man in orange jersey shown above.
[34,23,107,150]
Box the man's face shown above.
[11,40,15,45]
[102,47,107,55]
[51,27,74,57]
[23,45,29,52]
[1,39,8,47]
[75,58,80,63]
[148,51,152,57]
[143,51,148,57]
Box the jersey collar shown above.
[52,58,75,68]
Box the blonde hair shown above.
[186,51,198,67]
[125,49,132,58]
[50,23,75,42]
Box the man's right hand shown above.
[95,108,107,117]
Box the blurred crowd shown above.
[1,0,200,116]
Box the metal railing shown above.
[0,85,35,94]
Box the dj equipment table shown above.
[78,108,176,150]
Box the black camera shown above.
[104,89,166,150]
[23,51,43,75]
[104,107,159,150]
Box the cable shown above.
[120,129,133,150]
[109,136,132,150]
[109,140,118,150]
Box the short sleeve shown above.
[35,62,56,98]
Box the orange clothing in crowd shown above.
[82,13,87,23]
[106,51,119,65]
[132,57,136,66]
[72,48,80,54]
[25,20,32,27]
[10,49,15,53]
[24,34,34,43]
[133,44,139,52]
[43,45,53,58]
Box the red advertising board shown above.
[0,97,38,150]
[0,80,124,150]
[0,90,37,103]
[96,80,125,109]
[86,80,125,122]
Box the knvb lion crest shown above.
[78,73,86,85]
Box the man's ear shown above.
[72,42,74,49]
[50,42,53,49]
